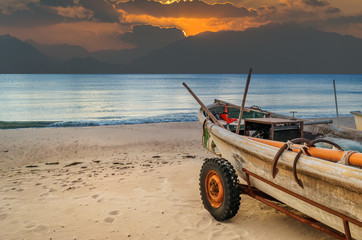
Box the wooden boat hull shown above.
[199,109,362,239]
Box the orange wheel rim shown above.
[205,170,224,208]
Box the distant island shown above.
[1,23,362,74]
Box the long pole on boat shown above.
[333,80,340,127]
[236,68,252,134]
[182,82,225,129]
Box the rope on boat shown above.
[338,150,358,166]
[286,141,310,155]
[286,140,293,150]
[272,138,311,179]
[273,137,347,189]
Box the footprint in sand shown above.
[0,213,7,221]
[104,217,115,223]
[211,231,247,240]
[40,192,50,197]
[33,225,48,233]
[24,223,35,229]
[211,226,249,240]
[109,210,120,216]
[182,228,200,234]
[26,165,38,168]
[92,194,99,199]
[195,217,212,229]
[183,155,196,159]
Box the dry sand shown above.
[0,121,345,240]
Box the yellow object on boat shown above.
[351,111,362,131]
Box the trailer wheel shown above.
[199,158,241,221]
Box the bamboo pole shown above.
[236,68,252,134]
[333,80,340,127]
[182,82,225,129]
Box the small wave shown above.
[0,113,198,129]
[0,121,58,129]
[1,111,351,129]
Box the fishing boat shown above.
[351,111,362,131]
[183,83,362,239]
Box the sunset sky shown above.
[0,0,361,51]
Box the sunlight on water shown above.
[0,74,361,127]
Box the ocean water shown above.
[0,74,361,128]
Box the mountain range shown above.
[1,23,362,74]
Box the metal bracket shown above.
[272,138,311,178]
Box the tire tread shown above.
[199,158,241,221]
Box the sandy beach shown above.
[1,120,356,240]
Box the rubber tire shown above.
[199,158,241,221]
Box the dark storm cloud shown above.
[38,0,121,23]
[39,0,75,7]
[0,2,65,27]
[257,6,316,23]
[302,13,362,34]
[0,0,121,28]
[323,14,362,25]
[120,24,185,49]
[115,0,256,19]
[325,7,341,14]
[79,0,120,23]
[302,0,329,7]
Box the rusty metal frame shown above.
[239,168,362,240]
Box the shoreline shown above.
[0,117,357,169]
[0,115,356,130]
[0,120,353,239]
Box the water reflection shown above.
[0,74,360,124]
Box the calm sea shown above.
[0,74,361,128]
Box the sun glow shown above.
[164,0,179,4]
[162,0,194,4]
[120,11,261,36]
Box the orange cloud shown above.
[115,0,255,19]
[121,11,263,36]
[55,6,92,19]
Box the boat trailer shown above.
[239,137,361,240]
[239,168,362,240]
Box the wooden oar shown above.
[182,83,225,129]
[236,68,252,134]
